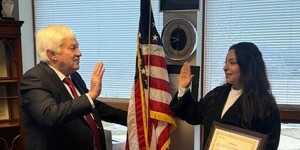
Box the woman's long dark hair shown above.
[229,42,277,129]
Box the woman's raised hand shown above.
[178,62,194,88]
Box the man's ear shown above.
[46,50,57,61]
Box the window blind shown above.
[34,0,163,99]
[204,0,300,104]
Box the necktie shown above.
[63,77,101,150]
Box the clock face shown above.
[162,18,197,61]
[170,28,187,51]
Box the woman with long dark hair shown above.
[170,42,280,149]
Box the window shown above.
[34,1,163,146]
[204,1,300,149]
[204,0,300,106]
[34,0,300,148]
[34,0,163,99]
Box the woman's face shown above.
[223,49,241,89]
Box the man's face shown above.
[55,38,81,75]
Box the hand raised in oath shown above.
[178,62,194,88]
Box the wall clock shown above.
[161,18,197,61]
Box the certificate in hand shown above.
[204,121,268,150]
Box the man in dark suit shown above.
[19,24,127,150]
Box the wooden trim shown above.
[100,99,129,111]
[280,111,300,123]
[278,104,300,123]
[101,100,300,122]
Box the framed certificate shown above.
[204,121,268,150]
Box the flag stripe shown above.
[141,44,165,58]
[157,123,171,149]
[134,78,147,149]
[145,66,170,82]
[126,0,176,149]
[149,100,174,116]
[149,76,171,93]
[142,54,167,68]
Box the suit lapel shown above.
[38,63,97,131]
[70,73,87,95]
[39,62,74,101]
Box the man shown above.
[19,24,127,150]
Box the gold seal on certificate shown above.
[204,121,268,150]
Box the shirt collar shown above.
[48,64,69,81]
[231,86,242,94]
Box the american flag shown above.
[126,0,176,149]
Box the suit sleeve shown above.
[19,72,93,127]
[169,90,204,125]
[259,108,281,150]
[94,101,127,126]
[71,72,128,126]
[169,86,223,125]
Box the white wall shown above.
[17,0,35,72]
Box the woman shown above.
[170,42,280,149]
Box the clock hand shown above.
[171,37,179,43]
[176,33,180,50]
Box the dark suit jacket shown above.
[169,84,281,150]
[19,62,127,150]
